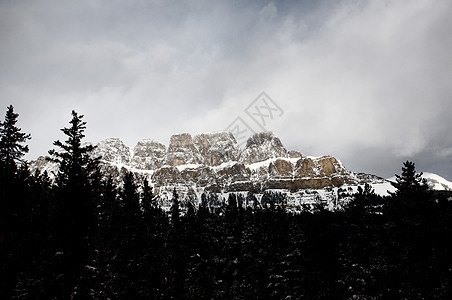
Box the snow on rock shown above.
[246,157,298,172]
[93,138,131,164]
[193,132,241,166]
[131,139,166,170]
[241,132,288,164]
[165,133,204,166]
[371,181,396,196]
[422,172,452,191]
[29,156,59,178]
[175,164,203,172]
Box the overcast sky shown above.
[1,0,451,179]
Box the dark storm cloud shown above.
[0,0,451,179]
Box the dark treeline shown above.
[1,106,451,299]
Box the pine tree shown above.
[118,171,141,247]
[226,193,238,215]
[120,171,141,225]
[389,161,430,209]
[199,192,209,217]
[141,178,154,215]
[168,187,185,297]
[49,111,98,189]
[171,187,180,225]
[0,106,32,298]
[48,110,99,297]
[138,178,168,297]
[0,105,31,170]
[349,183,376,216]
[390,161,428,197]
[246,189,258,211]
[99,175,118,228]
[95,175,121,298]
[49,111,99,233]
[112,171,144,298]
[0,105,31,246]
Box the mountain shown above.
[30,132,395,210]
[387,172,452,191]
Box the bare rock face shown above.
[180,166,216,187]
[317,156,346,176]
[131,139,166,170]
[216,162,251,187]
[265,177,347,190]
[94,138,131,164]
[241,132,288,164]
[193,132,241,166]
[294,158,318,177]
[269,159,293,178]
[152,166,182,186]
[294,156,347,178]
[165,133,204,166]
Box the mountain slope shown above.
[387,172,452,191]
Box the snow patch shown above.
[246,157,300,172]
[175,164,203,172]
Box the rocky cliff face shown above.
[93,138,131,165]
[131,139,166,170]
[193,132,241,166]
[30,131,386,209]
[241,132,288,164]
[166,133,204,166]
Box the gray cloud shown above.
[1,0,451,179]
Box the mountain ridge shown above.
[32,131,449,211]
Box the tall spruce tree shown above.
[141,178,154,215]
[120,171,141,231]
[49,110,98,189]
[0,105,31,170]
[0,105,31,298]
[49,111,99,231]
[0,105,31,244]
[48,110,99,297]
[168,187,185,297]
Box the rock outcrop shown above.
[166,133,204,166]
[93,138,131,165]
[131,139,166,170]
[241,132,288,164]
[193,132,241,166]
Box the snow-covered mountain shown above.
[31,131,450,210]
[422,173,452,191]
[387,172,452,191]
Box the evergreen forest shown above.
[1,106,451,299]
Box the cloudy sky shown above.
[1,0,451,179]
